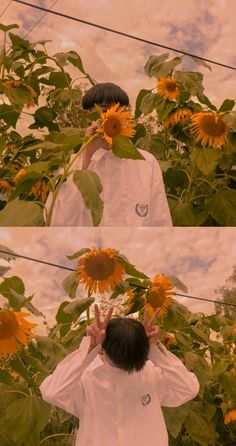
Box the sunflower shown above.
[232,323,236,335]
[157,77,180,101]
[0,180,11,192]
[164,108,193,127]
[146,275,175,318]
[96,103,136,145]
[224,409,236,425]
[77,248,125,294]
[190,112,228,148]
[0,310,37,357]
[31,180,50,202]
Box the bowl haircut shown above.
[102,317,150,373]
[82,82,130,110]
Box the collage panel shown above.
[0,1,236,446]
[0,227,236,445]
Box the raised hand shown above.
[86,304,113,351]
[143,307,161,345]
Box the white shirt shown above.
[50,149,172,226]
[40,337,199,446]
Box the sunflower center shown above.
[84,252,115,280]
[103,117,122,137]
[0,312,18,339]
[148,287,166,308]
[166,82,177,92]
[200,115,226,137]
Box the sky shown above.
[1,0,236,134]
[0,227,235,329]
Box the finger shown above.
[94,304,102,329]
[148,307,160,327]
[143,307,149,328]
[104,306,114,325]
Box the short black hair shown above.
[82,82,130,110]
[102,317,149,373]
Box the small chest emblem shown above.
[142,393,151,406]
[135,203,148,217]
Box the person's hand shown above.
[82,120,110,169]
[86,304,113,352]
[143,307,161,345]
[84,120,101,138]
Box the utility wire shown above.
[24,0,58,38]
[0,0,12,19]
[0,249,235,308]
[12,0,236,72]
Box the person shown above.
[50,82,172,227]
[40,305,199,446]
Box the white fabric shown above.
[40,337,199,446]
[49,148,172,226]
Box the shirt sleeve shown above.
[148,158,173,227]
[39,337,101,417]
[149,343,199,407]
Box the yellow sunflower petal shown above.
[157,77,180,101]
[97,103,135,145]
[224,409,236,424]
[0,311,36,357]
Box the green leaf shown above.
[0,245,16,261]
[191,56,212,71]
[5,394,50,445]
[30,107,59,131]
[55,301,75,337]
[50,87,82,105]
[184,352,211,390]
[0,370,12,385]
[219,99,235,113]
[35,336,66,361]
[170,200,196,226]
[66,248,90,260]
[112,135,144,160]
[163,402,192,438]
[110,281,130,299]
[191,147,222,175]
[9,356,29,381]
[0,200,44,227]
[116,254,148,279]
[196,93,217,111]
[0,276,25,309]
[185,410,216,446]
[135,89,151,118]
[2,85,32,112]
[0,104,19,128]
[9,32,30,49]
[144,54,181,78]
[67,50,95,84]
[41,71,71,88]
[73,170,104,226]
[222,111,236,131]
[62,271,79,299]
[0,266,11,276]
[175,71,204,96]
[139,92,159,115]
[169,275,188,293]
[205,189,236,226]
[64,297,95,317]
[0,24,19,32]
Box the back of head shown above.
[82,82,130,110]
[102,317,149,373]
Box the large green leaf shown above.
[0,276,25,309]
[0,24,19,32]
[184,352,211,391]
[205,189,236,226]
[62,271,79,299]
[2,85,32,112]
[0,370,12,385]
[66,248,90,260]
[135,89,151,118]
[174,71,204,96]
[185,410,217,446]
[139,92,159,115]
[219,99,235,113]
[145,54,182,78]
[170,200,197,226]
[191,148,222,175]
[73,170,103,226]
[5,394,50,446]
[0,104,19,128]
[163,402,192,438]
[116,254,148,279]
[112,135,144,160]
[0,200,44,227]
[223,111,236,131]
[63,297,95,317]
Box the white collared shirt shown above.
[49,149,172,226]
[40,337,199,446]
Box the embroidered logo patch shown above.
[135,203,148,217]
[142,393,151,406]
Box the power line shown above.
[13,0,236,72]
[0,249,235,308]
[24,0,58,38]
[0,0,12,19]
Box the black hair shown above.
[82,82,130,110]
[102,317,149,373]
